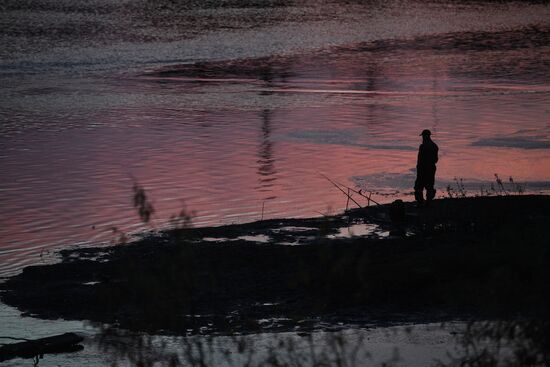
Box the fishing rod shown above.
[333,178,381,206]
[319,172,381,207]
[318,172,362,209]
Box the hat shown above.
[420,129,431,136]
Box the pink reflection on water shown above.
[2,35,550,276]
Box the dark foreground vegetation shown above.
[1,195,549,338]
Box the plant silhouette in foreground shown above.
[94,318,550,366]
[439,320,550,367]
[446,174,525,199]
[95,328,404,367]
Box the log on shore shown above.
[0,332,84,362]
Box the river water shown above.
[1,1,549,365]
[1,0,550,275]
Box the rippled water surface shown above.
[1,0,550,276]
[0,301,466,367]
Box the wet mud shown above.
[2,195,549,336]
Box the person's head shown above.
[420,129,432,141]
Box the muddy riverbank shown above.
[2,195,549,335]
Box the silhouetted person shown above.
[414,129,438,206]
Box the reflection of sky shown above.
[473,131,550,150]
[2,12,550,275]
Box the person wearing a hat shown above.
[414,129,439,206]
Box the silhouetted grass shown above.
[95,327,404,367]
[447,174,525,199]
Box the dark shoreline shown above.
[2,195,549,336]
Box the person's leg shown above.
[414,174,425,204]
[425,167,436,202]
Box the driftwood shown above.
[0,332,84,363]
